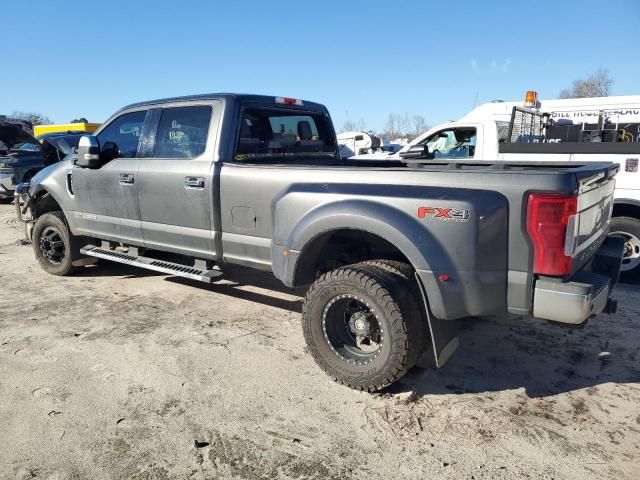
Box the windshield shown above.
[234,108,336,162]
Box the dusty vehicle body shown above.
[17,94,624,391]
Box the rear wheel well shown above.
[293,229,412,286]
[613,202,640,221]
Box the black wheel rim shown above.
[39,226,66,264]
[322,294,383,365]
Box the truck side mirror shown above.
[100,141,120,163]
[399,144,427,159]
[75,135,101,168]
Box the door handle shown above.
[185,176,205,188]
[119,173,135,185]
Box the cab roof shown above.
[122,93,327,111]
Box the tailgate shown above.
[569,166,617,274]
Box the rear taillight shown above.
[526,193,578,276]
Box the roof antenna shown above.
[472,90,479,109]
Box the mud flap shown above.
[414,272,459,367]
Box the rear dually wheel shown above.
[302,264,423,392]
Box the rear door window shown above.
[152,105,212,159]
[97,110,147,158]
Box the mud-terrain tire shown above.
[357,259,429,363]
[32,211,82,276]
[609,216,640,281]
[302,264,422,391]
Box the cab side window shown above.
[152,106,212,159]
[97,110,147,159]
[423,128,477,159]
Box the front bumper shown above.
[532,236,624,325]
[0,172,15,197]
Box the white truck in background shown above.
[337,131,383,157]
[337,131,406,157]
[354,92,640,277]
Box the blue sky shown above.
[1,0,638,132]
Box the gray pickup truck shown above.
[17,93,624,391]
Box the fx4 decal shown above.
[417,206,470,222]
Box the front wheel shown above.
[32,211,82,276]
[609,216,640,280]
[302,265,422,392]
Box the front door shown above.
[71,110,148,245]
[136,103,218,259]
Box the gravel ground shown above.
[0,201,639,480]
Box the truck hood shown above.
[0,122,39,150]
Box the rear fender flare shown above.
[285,199,452,270]
[273,199,454,318]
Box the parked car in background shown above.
[0,121,82,200]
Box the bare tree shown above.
[383,113,430,139]
[10,110,52,126]
[399,114,411,138]
[411,115,429,137]
[357,117,367,132]
[559,68,613,99]
[384,113,400,139]
[340,119,358,133]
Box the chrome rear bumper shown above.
[532,236,624,325]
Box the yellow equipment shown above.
[34,122,101,140]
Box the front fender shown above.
[28,159,71,194]
[27,160,73,220]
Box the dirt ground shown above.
[0,201,639,480]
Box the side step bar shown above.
[80,245,223,283]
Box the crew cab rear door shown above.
[136,101,220,259]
